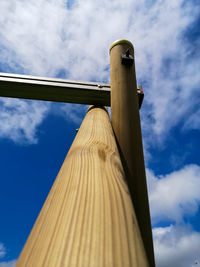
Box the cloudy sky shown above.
[0,0,200,266]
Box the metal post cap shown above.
[109,39,134,53]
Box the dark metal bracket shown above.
[121,49,134,66]
[137,86,144,109]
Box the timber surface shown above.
[16,106,148,267]
[110,42,155,266]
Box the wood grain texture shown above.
[16,106,148,267]
[110,40,155,267]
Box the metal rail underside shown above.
[0,73,143,107]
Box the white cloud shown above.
[0,243,6,259]
[0,242,16,266]
[0,98,50,144]
[59,103,87,125]
[183,107,200,131]
[147,164,200,265]
[0,260,16,267]
[146,164,200,223]
[153,224,200,267]
[0,0,199,144]
[0,98,88,145]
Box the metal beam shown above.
[0,72,144,107]
[0,73,110,106]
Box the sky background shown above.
[0,0,200,266]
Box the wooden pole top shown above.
[109,39,134,53]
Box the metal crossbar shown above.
[0,72,143,107]
[0,73,110,106]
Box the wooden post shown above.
[16,106,148,267]
[110,39,155,267]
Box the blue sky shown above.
[0,0,200,266]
